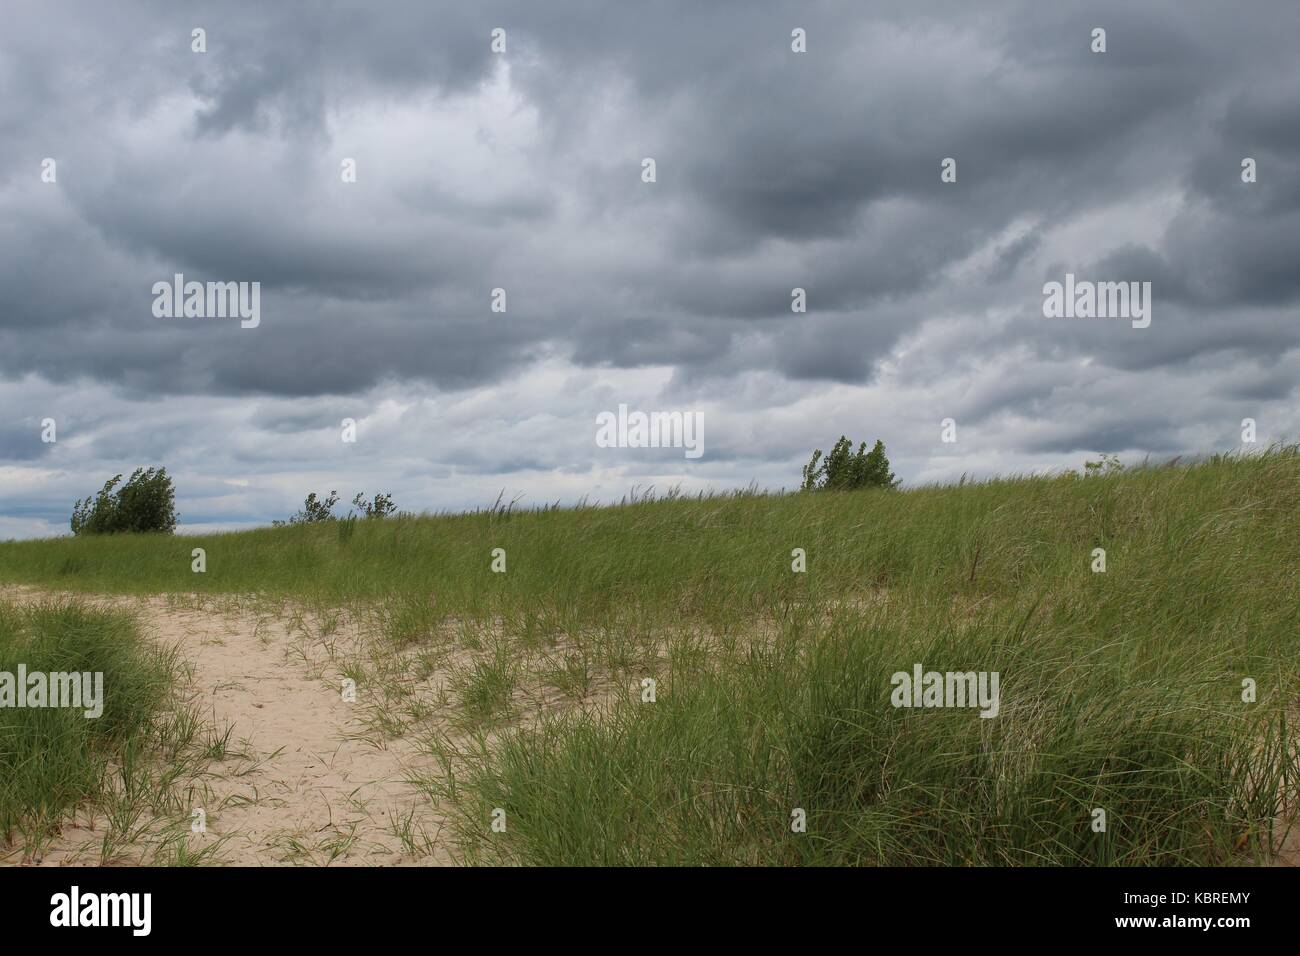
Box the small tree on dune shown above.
[802,437,899,491]
[351,492,397,519]
[273,490,398,526]
[70,468,179,535]
[274,491,340,526]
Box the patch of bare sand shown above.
[2,587,452,866]
[1275,822,1299,866]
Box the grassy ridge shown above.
[0,447,1296,865]
[1,449,1295,631]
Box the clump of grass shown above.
[0,598,181,854]
[385,807,441,858]
[337,514,358,545]
[381,592,446,648]
[543,650,596,701]
[446,605,1297,866]
[451,642,520,728]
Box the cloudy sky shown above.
[1,0,1297,538]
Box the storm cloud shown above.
[1,0,1296,536]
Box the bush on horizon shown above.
[802,436,899,491]
[273,490,398,527]
[69,468,178,536]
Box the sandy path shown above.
[3,588,452,866]
[149,598,452,865]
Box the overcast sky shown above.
[1,0,1297,538]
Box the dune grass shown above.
[0,598,193,858]
[1,449,1293,628]
[441,604,1295,865]
[0,446,1296,865]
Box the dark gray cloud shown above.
[1,1,1297,536]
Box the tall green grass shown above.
[0,599,179,852]
[443,605,1295,865]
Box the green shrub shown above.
[274,491,397,526]
[352,492,397,519]
[275,490,340,526]
[70,468,178,535]
[802,436,899,491]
